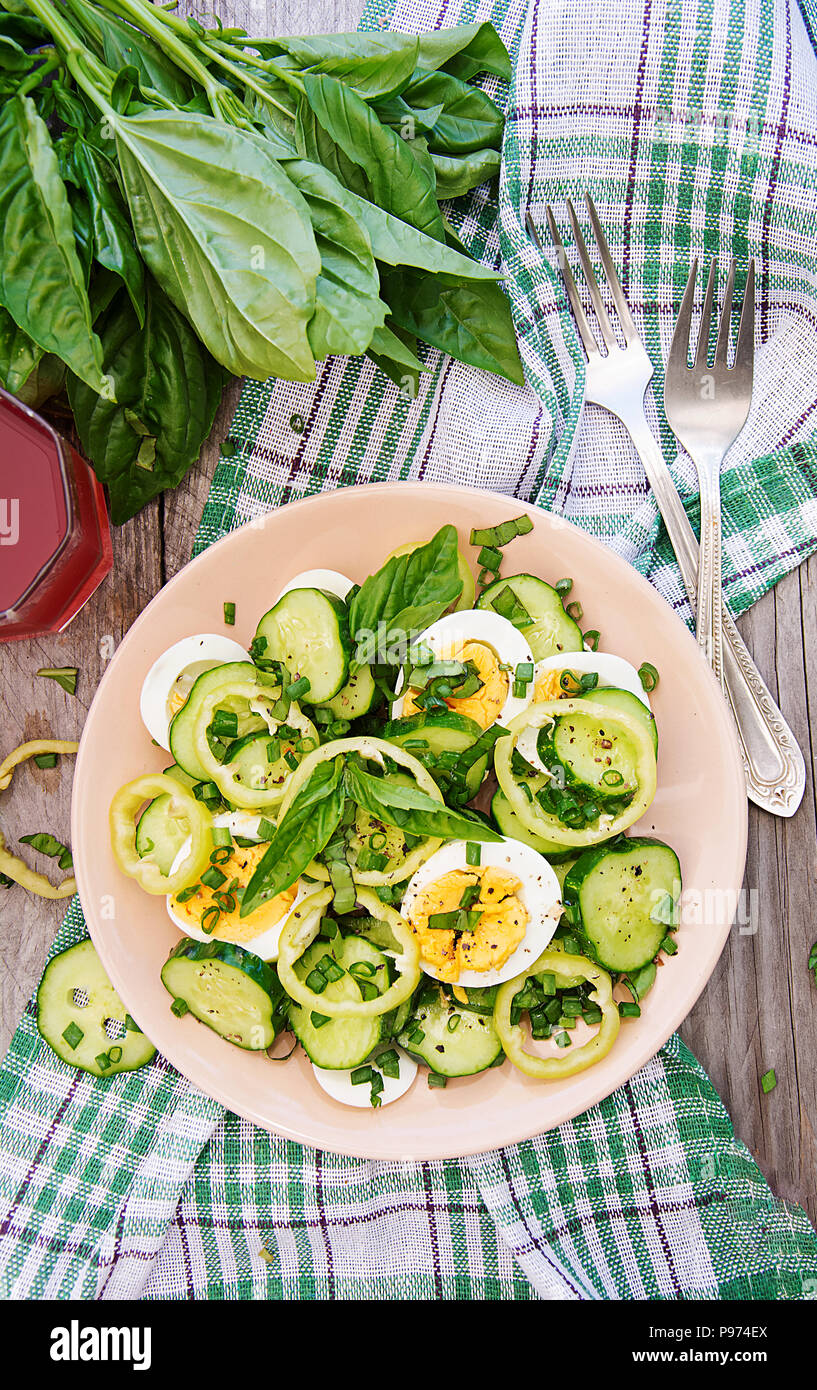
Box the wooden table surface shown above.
[1,0,815,1228]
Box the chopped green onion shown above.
[565,600,583,622]
[286,676,311,700]
[209,843,232,864]
[601,768,624,787]
[378,1049,400,1079]
[223,601,236,626]
[458,882,481,909]
[618,1001,641,1019]
[350,1065,374,1086]
[171,997,189,1017]
[210,709,238,740]
[515,661,534,683]
[310,1012,331,1029]
[583,1005,603,1025]
[348,960,377,980]
[407,1028,425,1046]
[427,909,482,932]
[661,934,679,956]
[124,1014,141,1032]
[490,585,533,629]
[329,858,356,914]
[369,1071,384,1106]
[558,670,583,696]
[62,1022,83,1049]
[470,515,533,547]
[554,1031,571,1048]
[37,666,78,695]
[220,439,236,458]
[427,1072,448,1088]
[284,750,299,771]
[555,577,573,596]
[201,865,227,889]
[200,905,221,935]
[466,842,481,867]
[175,884,199,903]
[583,630,601,651]
[95,1052,112,1071]
[638,662,659,693]
[107,1045,123,1063]
[477,544,503,572]
[33,752,58,769]
[761,1068,777,1094]
[305,969,328,994]
[538,971,556,996]
[446,1014,461,1033]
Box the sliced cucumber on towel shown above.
[37,938,156,1076]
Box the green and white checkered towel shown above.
[2,0,817,1301]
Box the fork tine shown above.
[583,192,638,343]
[542,206,600,360]
[668,258,699,371]
[734,259,756,372]
[694,259,717,367]
[566,199,617,350]
[714,258,736,366]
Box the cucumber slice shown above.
[161,938,285,1049]
[491,788,575,862]
[222,730,301,799]
[399,984,503,1076]
[288,934,387,1067]
[539,708,642,801]
[318,663,379,720]
[37,939,156,1076]
[383,711,488,801]
[477,573,583,659]
[563,837,682,973]
[135,793,190,877]
[169,660,260,781]
[255,588,351,703]
[582,687,658,754]
[550,855,582,892]
[162,762,198,791]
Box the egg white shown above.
[312,1047,418,1108]
[166,811,306,961]
[392,609,535,727]
[140,634,251,750]
[533,650,651,710]
[277,569,354,601]
[400,836,562,989]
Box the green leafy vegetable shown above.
[241,756,345,915]
[348,523,463,659]
[37,666,79,695]
[344,760,502,843]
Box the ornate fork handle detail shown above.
[628,419,805,815]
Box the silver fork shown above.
[533,195,805,817]
[664,259,754,693]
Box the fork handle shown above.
[625,417,805,817]
[695,459,725,691]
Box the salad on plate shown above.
[42,517,682,1109]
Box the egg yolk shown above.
[403,641,508,730]
[170,842,297,945]
[408,865,529,982]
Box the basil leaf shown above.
[260,32,420,101]
[301,73,445,242]
[0,12,50,47]
[0,34,33,71]
[295,97,368,197]
[67,137,145,325]
[19,832,69,860]
[344,762,502,843]
[0,96,108,395]
[415,22,512,82]
[344,190,500,280]
[382,269,524,386]
[403,70,505,155]
[14,352,66,411]
[374,96,445,138]
[71,0,194,106]
[367,322,424,393]
[431,148,501,200]
[0,305,42,394]
[241,756,345,915]
[111,108,320,380]
[283,158,386,359]
[67,277,223,524]
[348,524,462,660]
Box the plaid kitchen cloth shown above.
[2,0,817,1302]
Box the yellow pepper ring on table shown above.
[109,773,212,895]
[494,698,658,848]
[0,739,79,791]
[277,734,443,884]
[277,886,421,1019]
[190,681,317,810]
[494,949,621,1080]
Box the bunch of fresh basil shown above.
[0,0,522,522]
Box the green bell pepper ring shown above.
[191,680,317,810]
[494,948,620,1079]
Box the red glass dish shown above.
[0,387,112,642]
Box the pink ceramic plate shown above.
[73,484,747,1159]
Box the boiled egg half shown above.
[312,1047,419,1108]
[166,811,305,961]
[532,650,651,709]
[393,610,535,730]
[277,569,354,601]
[400,837,562,989]
[140,634,251,750]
